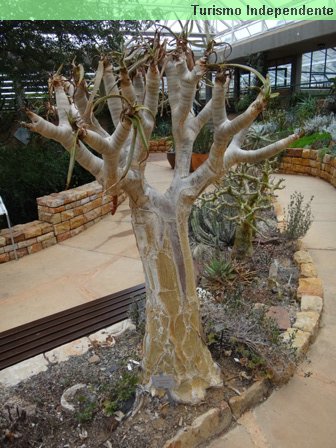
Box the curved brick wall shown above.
[0,182,125,264]
[149,138,172,153]
[279,148,336,188]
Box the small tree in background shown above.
[23,28,299,403]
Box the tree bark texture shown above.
[131,201,222,402]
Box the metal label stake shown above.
[0,196,18,260]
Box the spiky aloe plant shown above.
[189,192,237,249]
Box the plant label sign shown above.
[0,196,8,217]
[151,374,176,390]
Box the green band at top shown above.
[0,0,335,20]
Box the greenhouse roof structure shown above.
[142,20,298,46]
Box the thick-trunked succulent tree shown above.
[24,32,298,404]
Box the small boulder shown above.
[266,306,291,330]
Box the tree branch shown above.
[103,63,123,128]
[194,98,212,130]
[133,71,145,104]
[218,93,266,139]
[81,119,131,157]
[211,75,230,128]
[144,63,160,129]
[53,80,71,126]
[119,67,137,105]
[224,133,299,170]
[24,111,104,182]
[176,56,206,124]
[165,60,180,113]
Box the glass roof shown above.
[141,20,297,49]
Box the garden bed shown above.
[0,219,312,448]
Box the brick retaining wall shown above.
[279,148,336,188]
[0,182,125,264]
[149,138,172,153]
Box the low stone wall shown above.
[149,138,172,153]
[0,182,124,264]
[280,148,336,188]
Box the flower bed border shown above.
[163,201,324,448]
[279,148,336,188]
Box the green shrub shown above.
[295,95,318,122]
[283,191,313,240]
[152,119,172,139]
[102,371,138,416]
[318,145,336,161]
[128,294,147,335]
[201,293,297,382]
[289,132,332,149]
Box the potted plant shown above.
[151,120,173,152]
[166,145,176,169]
[191,125,213,172]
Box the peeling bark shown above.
[131,201,222,403]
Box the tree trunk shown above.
[232,221,253,260]
[131,203,222,403]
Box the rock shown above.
[114,411,125,422]
[296,239,306,250]
[88,354,100,364]
[282,328,310,356]
[0,354,49,387]
[104,441,113,448]
[228,380,270,419]
[254,303,266,310]
[78,428,88,440]
[163,406,232,448]
[301,295,323,313]
[266,306,291,330]
[297,278,323,299]
[293,311,320,340]
[88,319,135,345]
[60,384,87,412]
[300,263,318,278]
[293,251,313,265]
[45,338,90,363]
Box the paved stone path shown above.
[208,174,336,448]
[0,154,172,331]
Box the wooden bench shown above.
[0,283,146,370]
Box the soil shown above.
[0,331,246,448]
[0,226,300,448]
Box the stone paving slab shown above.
[0,154,172,331]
